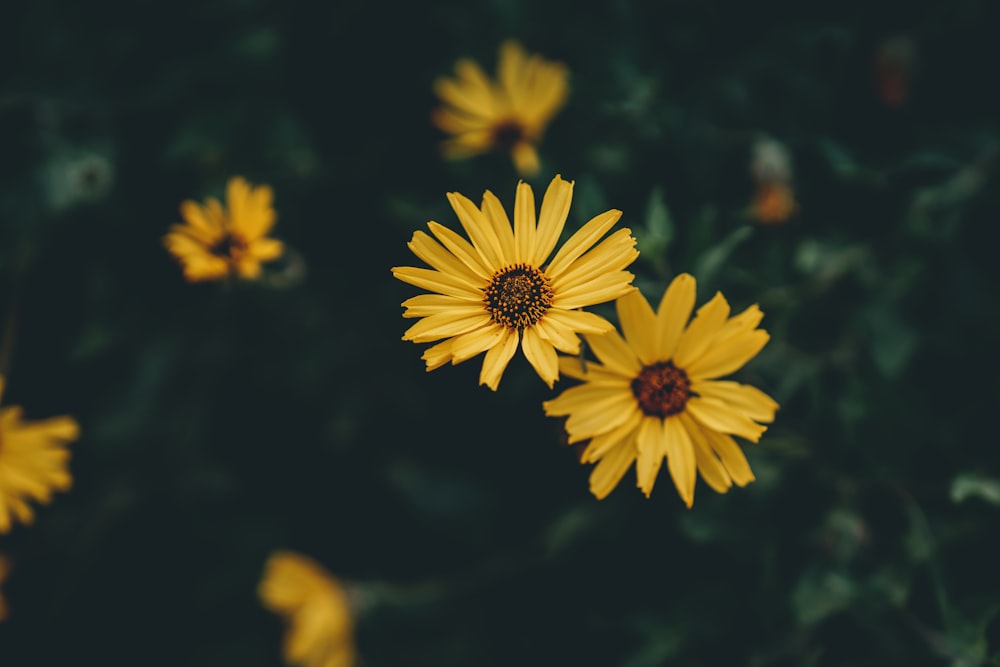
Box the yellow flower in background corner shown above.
[0,376,79,533]
[164,176,284,282]
[433,40,569,177]
[392,175,638,390]
[751,181,798,225]
[543,274,778,506]
[259,550,356,667]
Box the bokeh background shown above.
[2,0,1000,665]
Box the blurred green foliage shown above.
[2,0,1000,665]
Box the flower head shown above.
[432,40,569,177]
[0,376,79,533]
[259,550,356,667]
[751,181,798,225]
[164,176,284,282]
[543,274,778,506]
[392,175,638,390]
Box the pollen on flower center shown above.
[491,121,527,150]
[210,232,249,260]
[483,263,554,331]
[631,361,691,418]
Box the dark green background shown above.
[2,0,999,665]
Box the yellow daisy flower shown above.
[392,175,638,390]
[259,550,356,667]
[163,176,284,282]
[432,40,569,177]
[543,274,778,506]
[0,376,80,533]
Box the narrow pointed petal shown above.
[685,330,770,380]
[448,326,507,364]
[550,229,638,293]
[556,355,628,383]
[674,292,731,368]
[511,142,541,177]
[698,421,756,486]
[401,294,481,318]
[616,289,659,365]
[681,411,732,493]
[685,396,768,443]
[691,380,779,423]
[479,329,520,390]
[446,191,505,269]
[534,317,582,354]
[408,230,490,282]
[654,273,696,361]
[426,221,493,279]
[480,191,515,266]
[584,329,641,377]
[580,408,643,462]
[521,327,559,388]
[513,181,536,263]
[554,272,636,310]
[545,308,615,336]
[636,417,666,497]
[545,209,623,280]
[531,175,574,266]
[589,435,637,500]
[402,310,492,343]
[663,416,697,507]
[391,266,483,299]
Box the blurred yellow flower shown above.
[259,550,355,667]
[543,274,778,506]
[164,176,284,282]
[392,175,638,390]
[751,181,798,225]
[0,553,9,621]
[0,376,79,534]
[432,40,569,177]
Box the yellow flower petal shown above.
[521,327,559,388]
[690,380,779,424]
[588,434,637,500]
[685,396,768,443]
[663,416,697,507]
[513,180,537,264]
[673,292,731,368]
[479,329,520,390]
[583,328,641,377]
[616,288,659,365]
[446,191,505,270]
[685,330,770,381]
[635,417,666,497]
[532,175,573,266]
[654,273,696,361]
[545,209,624,281]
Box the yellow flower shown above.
[432,40,569,177]
[543,274,778,506]
[259,550,356,667]
[0,553,9,621]
[392,175,638,390]
[163,176,284,282]
[751,181,798,225]
[0,376,79,534]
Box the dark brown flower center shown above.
[483,263,554,331]
[631,361,691,418]
[210,232,249,261]
[491,120,527,151]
